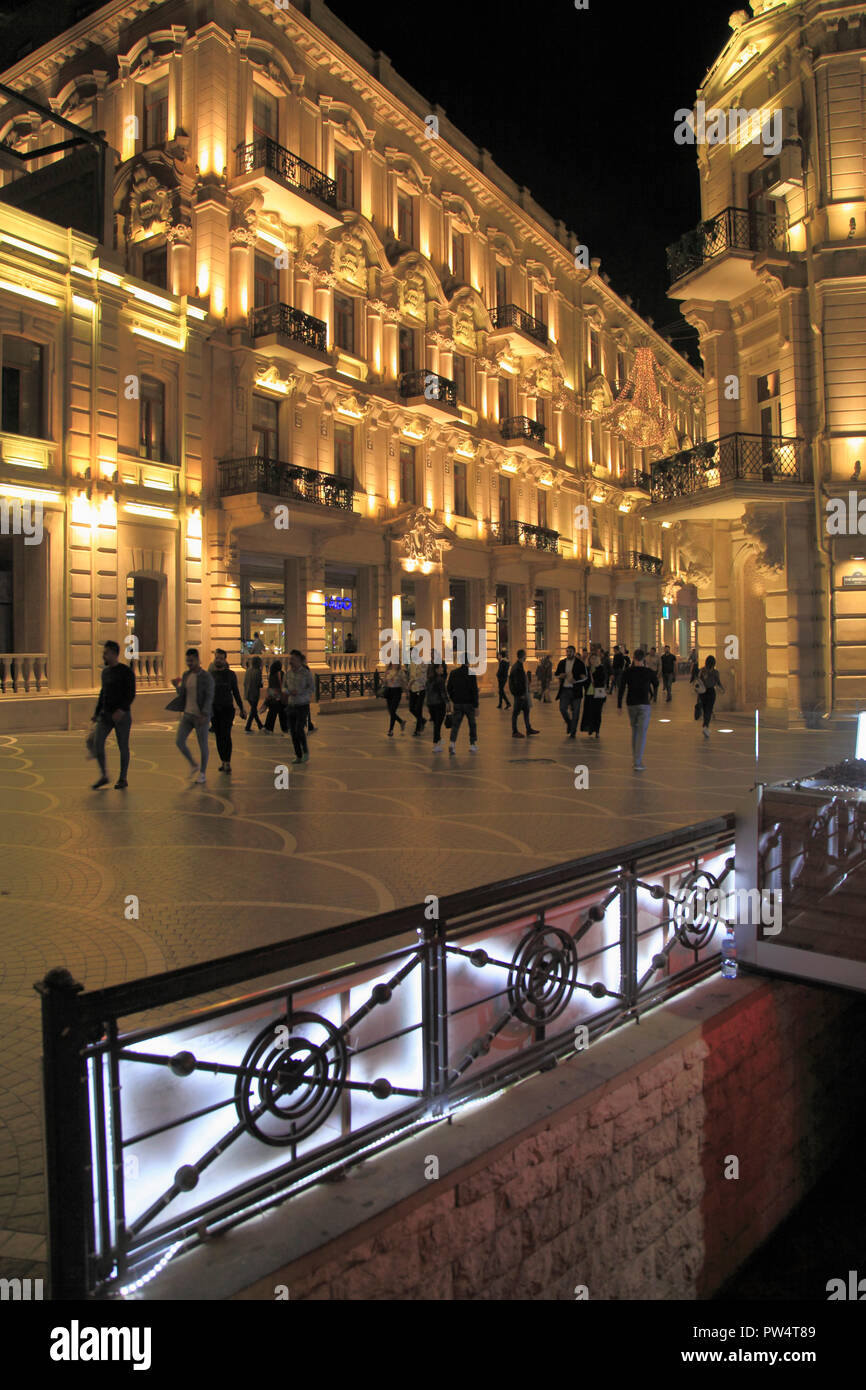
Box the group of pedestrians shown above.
[380,656,480,753]
[89,642,317,788]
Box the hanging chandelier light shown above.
[581,346,700,454]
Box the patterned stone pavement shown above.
[0,689,856,1291]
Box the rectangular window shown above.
[334,422,357,489]
[254,251,279,310]
[498,377,510,422]
[535,398,546,431]
[253,86,279,143]
[533,291,547,326]
[141,243,167,290]
[398,326,415,375]
[143,78,169,148]
[453,460,472,518]
[499,473,511,527]
[496,583,509,652]
[324,576,357,654]
[335,146,354,208]
[333,294,355,354]
[591,511,602,553]
[397,191,414,246]
[588,326,600,374]
[534,589,546,650]
[451,229,466,283]
[453,353,469,405]
[399,443,416,504]
[252,394,279,459]
[139,376,165,462]
[1,337,44,437]
[616,349,626,389]
[537,489,548,529]
[495,264,508,308]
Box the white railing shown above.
[0,653,48,694]
[131,652,165,687]
[326,653,367,673]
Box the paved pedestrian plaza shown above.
[0,688,856,1287]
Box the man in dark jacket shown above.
[209,649,245,774]
[91,640,136,789]
[446,661,479,754]
[617,648,659,770]
[660,645,676,702]
[496,651,511,709]
[508,649,539,738]
[554,645,587,739]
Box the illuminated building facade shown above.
[0,0,702,723]
[661,0,866,719]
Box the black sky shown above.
[323,0,737,357]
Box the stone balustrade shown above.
[0,653,48,695]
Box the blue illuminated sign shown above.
[662,605,670,619]
[325,596,353,611]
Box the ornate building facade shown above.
[660,0,866,721]
[0,0,702,725]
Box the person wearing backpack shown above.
[692,654,724,737]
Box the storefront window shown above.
[534,589,546,651]
[241,577,285,656]
[324,586,356,653]
[496,583,509,653]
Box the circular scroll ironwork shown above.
[507,924,578,1026]
[672,869,722,950]
[234,1011,348,1146]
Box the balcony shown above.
[249,303,329,371]
[616,550,663,577]
[649,434,809,521]
[492,519,560,554]
[398,369,459,420]
[217,458,354,512]
[500,416,547,451]
[488,303,550,357]
[232,139,342,231]
[666,206,787,301]
[622,469,652,498]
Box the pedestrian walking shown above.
[300,652,317,733]
[90,640,136,788]
[496,651,511,709]
[425,660,449,751]
[617,648,658,770]
[209,649,245,774]
[244,656,264,730]
[263,659,288,734]
[509,650,539,738]
[660,645,676,702]
[446,659,479,754]
[610,645,624,694]
[168,648,215,783]
[383,661,408,735]
[646,646,661,701]
[538,653,553,702]
[692,654,725,737]
[579,657,607,738]
[285,649,316,763]
[555,644,587,739]
[408,650,429,735]
[687,647,699,682]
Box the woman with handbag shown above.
[580,656,607,738]
[425,660,449,751]
[382,662,407,735]
[263,659,288,734]
[691,654,724,738]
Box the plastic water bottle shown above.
[721,928,738,979]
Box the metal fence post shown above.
[419,917,449,1116]
[34,967,93,1299]
[619,863,639,1016]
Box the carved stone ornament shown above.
[336,233,366,290]
[128,163,174,238]
[394,507,453,568]
[402,271,426,318]
[742,503,785,576]
[677,533,714,591]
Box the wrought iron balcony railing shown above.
[666,205,787,285]
[235,137,338,208]
[617,550,663,576]
[489,303,549,346]
[500,415,546,446]
[650,434,806,503]
[627,469,652,493]
[36,815,735,1297]
[492,519,560,554]
[249,303,328,353]
[398,369,457,407]
[218,457,354,510]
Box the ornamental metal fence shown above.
[37,814,735,1298]
[666,205,786,284]
[650,433,806,503]
[234,138,338,208]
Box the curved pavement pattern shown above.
[0,694,854,1289]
